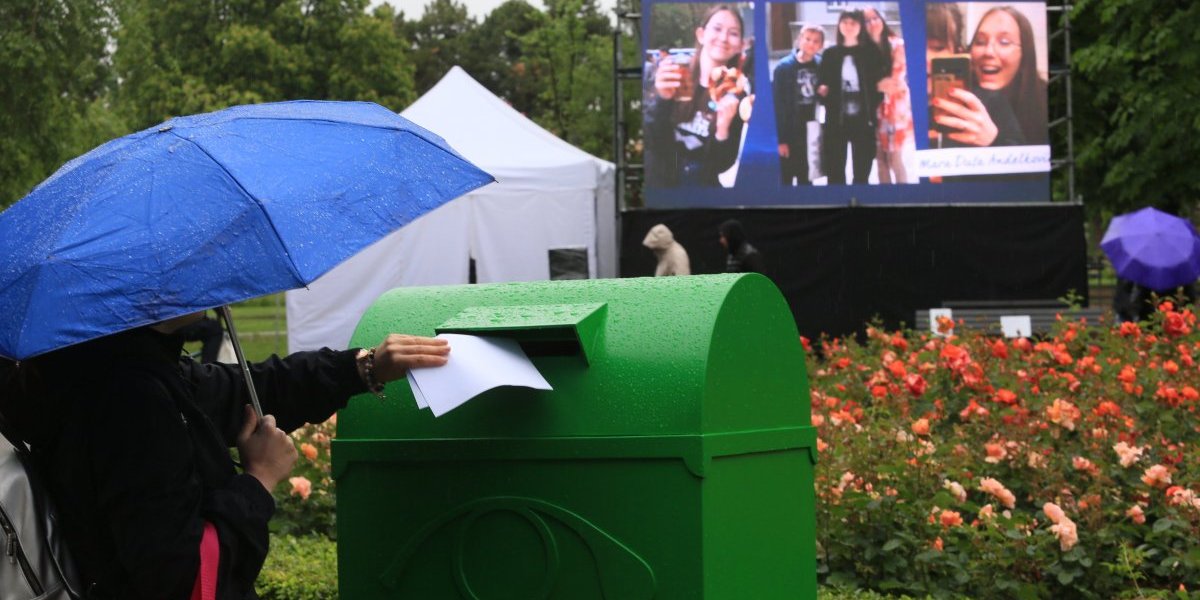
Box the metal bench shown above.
[914,300,1108,337]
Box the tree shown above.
[470,0,543,110]
[328,4,416,110]
[113,0,415,130]
[404,0,479,94]
[518,0,614,158]
[0,0,116,207]
[1070,1,1200,216]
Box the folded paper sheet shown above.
[406,333,553,416]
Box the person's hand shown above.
[817,84,828,97]
[237,405,298,493]
[778,143,790,158]
[738,94,754,122]
[368,334,450,383]
[932,88,998,147]
[713,94,740,141]
[877,77,899,95]
[654,61,682,100]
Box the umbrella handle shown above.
[217,305,264,419]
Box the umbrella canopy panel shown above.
[0,101,493,360]
[1101,206,1200,290]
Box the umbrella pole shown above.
[218,305,264,418]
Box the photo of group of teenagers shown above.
[642,1,1049,190]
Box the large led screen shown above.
[641,1,1051,207]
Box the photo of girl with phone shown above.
[925,3,1048,149]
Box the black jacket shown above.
[817,44,884,129]
[643,68,745,187]
[719,219,765,274]
[26,327,364,599]
[772,52,821,145]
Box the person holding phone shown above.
[864,7,913,184]
[925,3,1028,148]
[968,6,1048,145]
[817,9,885,185]
[645,4,750,187]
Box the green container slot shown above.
[435,302,606,364]
[336,274,816,599]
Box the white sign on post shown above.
[1000,315,1033,339]
[929,308,953,337]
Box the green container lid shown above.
[341,273,810,440]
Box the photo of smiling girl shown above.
[644,3,755,188]
[927,3,1048,149]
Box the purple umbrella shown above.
[1101,206,1200,290]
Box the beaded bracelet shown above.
[361,348,386,400]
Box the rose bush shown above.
[271,413,337,538]
[810,303,1199,598]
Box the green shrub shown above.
[257,534,338,600]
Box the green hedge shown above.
[257,534,338,600]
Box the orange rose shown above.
[289,476,313,500]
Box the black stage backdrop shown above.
[621,205,1088,341]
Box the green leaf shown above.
[882,539,903,552]
[1057,570,1076,585]
[1153,518,1175,533]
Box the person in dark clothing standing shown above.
[773,23,824,186]
[1113,277,1197,323]
[5,314,449,599]
[178,309,225,363]
[719,219,764,274]
[817,9,885,185]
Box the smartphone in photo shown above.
[930,55,971,134]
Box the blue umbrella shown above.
[1101,206,1200,290]
[0,100,494,362]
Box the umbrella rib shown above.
[165,130,306,285]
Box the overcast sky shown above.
[373,0,615,20]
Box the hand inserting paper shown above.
[407,333,553,417]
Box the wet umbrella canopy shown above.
[0,100,493,360]
[1101,206,1200,291]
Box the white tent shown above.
[285,66,616,353]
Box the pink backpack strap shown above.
[190,522,220,600]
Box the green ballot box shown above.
[334,274,817,599]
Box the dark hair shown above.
[863,7,895,74]
[926,3,965,54]
[835,10,870,47]
[718,219,747,252]
[971,6,1048,144]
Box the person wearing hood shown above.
[718,219,764,274]
[642,224,691,276]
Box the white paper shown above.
[1000,315,1032,339]
[409,374,429,409]
[405,333,553,417]
[928,308,953,336]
